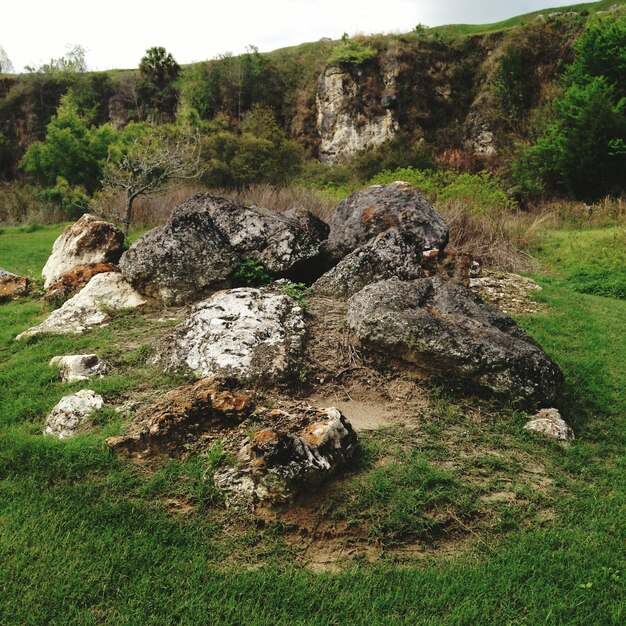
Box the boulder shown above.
[215,406,358,507]
[107,379,253,457]
[42,214,125,289]
[312,228,423,298]
[16,273,147,339]
[470,271,544,315]
[0,268,30,302]
[44,389,104,439]
[324,182,449,262]
[49,354,110,383]
[524,408,575,446]
[45,263,117,302]
[119,194,329,303]
[152,287,306,386]
[347,277,563,406]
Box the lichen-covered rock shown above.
[524,408,575,446]
[152,287,306,385]
[45,263,117,302]
[44,389,104,439]
[49,354,110,383]
[347,277,563,406]
[107,379,253,457]
[312,229,423,298]
[470,271,544,315]
[214,406,358,507]
[16,273,147,339]
[42,214,125,289]
[119,194,329,303]
[0,268,30,302]
[324,183,449,262]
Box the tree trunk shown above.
[123,193,135,237]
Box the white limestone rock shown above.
[49,354,110,383]
[152,287,306,386]
[42,214,125,289]
[524,408,575,446]
[16,273,147,339]
[44,389,104,439]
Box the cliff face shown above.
[0,14,584,178]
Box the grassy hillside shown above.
[0,220,625,623]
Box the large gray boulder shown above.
[347,277,563,406]
[152,287,306,386]
[324,182,449,262]
[119,194,329,303]
[42,214,125,289]
[312,228,423,298]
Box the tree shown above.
[20,92,117,193]
[25,45,87,74]
[102,126,201,234]
[0,45,14,73]
[138,47,180,122]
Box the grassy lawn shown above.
[0,224,624,624]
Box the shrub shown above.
[233,260,271,286]
[328,34,377,67]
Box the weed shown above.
[233,259,272,286]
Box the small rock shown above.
[524,408,575,446]
[470,271,544,315]
[45,263,117,302]
[107,379,253,457]
[44,389,104,439]
[214,406,358,507]
[16,273,147,339]
[152,287,306,386]
[0,268,30,302]
[42,214,125,289]
[49,354,110,383]
[312,228,423,298]
[324,182,449,262]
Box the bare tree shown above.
[102,130,202,235]
[0,45,14,73]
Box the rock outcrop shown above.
[119,194,329,304]
[312,228,423,298]
[324,182,449,262]
[45,262,117,302]
[49,354,110,383]
[347,277,563,406]
[152,287,306,386]
[17,273,147,339]
[0,268,30,302]
[215,406,358,507]
[42,214,125,289]
[44,389,104,439]
[524,408,574,446]
[107,379,253,457]
[317,66,398,163]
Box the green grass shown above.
[0,225,625,624]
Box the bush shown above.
[328,35,377,67]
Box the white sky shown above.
[3,0,591,72]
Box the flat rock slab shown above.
[152,287,306,386]
[17,273,147,339]
[324,182,449,262]
[42,214,125,289]
[347,277,563,406]
[120,194,329,303]
[215,406,358,507]
[312,228,423,299]
[524,408,574,446]
[44,389,104,439]
[107,379,254,457]
[49,354,110,383]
